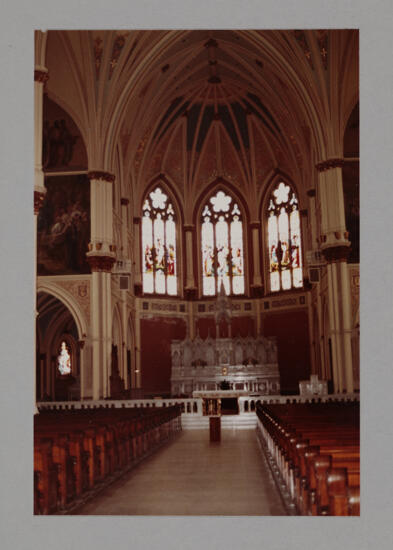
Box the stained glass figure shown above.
[142,186,177,295]
[201,189,245,295]
[267,182,303,292]
[58,341,71,375]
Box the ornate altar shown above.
[170,333,280,396]
[171,283,280,397]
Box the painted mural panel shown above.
[43,96,88,172]
[37,175,90,275]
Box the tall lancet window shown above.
[201,190,245,296]
[142,186,177,295]
[267,181,303,292]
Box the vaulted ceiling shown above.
[41,29,358,218]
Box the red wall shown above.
[196,316,255,339]
[262,309,310,393]
[141,317,186,396]
[141,310,310,395]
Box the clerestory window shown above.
[201,189,245,296]
[267,181,303,292]
[142,186,177,295]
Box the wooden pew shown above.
[34,405,182,514]
[256,402,360,516]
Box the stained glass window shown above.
[267,182,303,292]
[58,341,71,375]
[201,190,245,296]
[142,186,177,295]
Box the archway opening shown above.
[36,292,81,401]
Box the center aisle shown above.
[75,429,287,515]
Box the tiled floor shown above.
[74,429,287,516]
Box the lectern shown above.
[209,416,221,442]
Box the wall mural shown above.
[37,175,90,275]
[43,96,88,171]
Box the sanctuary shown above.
[170,334,280,396]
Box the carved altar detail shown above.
[170,333,280,396]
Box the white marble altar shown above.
[170,334,280,396]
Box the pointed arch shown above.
[194,179,248,296]
[141,175,183,296]
[261,175,304,292]
[36,282,88,339]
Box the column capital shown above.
[321,245,351,263]
[133,216,141,225]
[307,188,316,197]
[120,197,129,206]
[34,189,46,214]
[87,171,115,183]
[316,158,345,172]
[34,69,49,83]
[250,221,261,230]
[300,209,308,217]
[86,255,116,272]
[183,224,194,232]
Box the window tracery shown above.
[201,189,245,296]
[142,186,177,295]
[267,181,303,292]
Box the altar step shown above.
[181,414,257,430]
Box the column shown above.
[250,222,264,297]
[133,217,142,295]
[86,171,116,399]
[340,261,354,393]
[306,189,318,250]
[317,158,353,392]
[134,305,141,388]
[184,224,197,299]
[34,62,48,414]
[120,198,130,388]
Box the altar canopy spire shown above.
[215,279,232,337]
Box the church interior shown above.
[33,29,360,516]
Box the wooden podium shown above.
[209,416,221,442]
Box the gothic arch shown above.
[194,179,249,297]
[36,281,88,340]
[260,174,304,293]
[140,176,184,296]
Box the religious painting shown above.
[37,174,90,275]
[43,96,88,172]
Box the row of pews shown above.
[256,402,360,516]
[34,405,182,514]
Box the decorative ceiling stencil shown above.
[109,32,129,79]
[316,30,328,70]
[93,36,103,79]
[293,30,313,70]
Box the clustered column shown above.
[86,171,116,400]
[316,159,354,393]
[120,197,130,389]
[34,63,48,413]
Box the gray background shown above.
[0,1,392,548]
